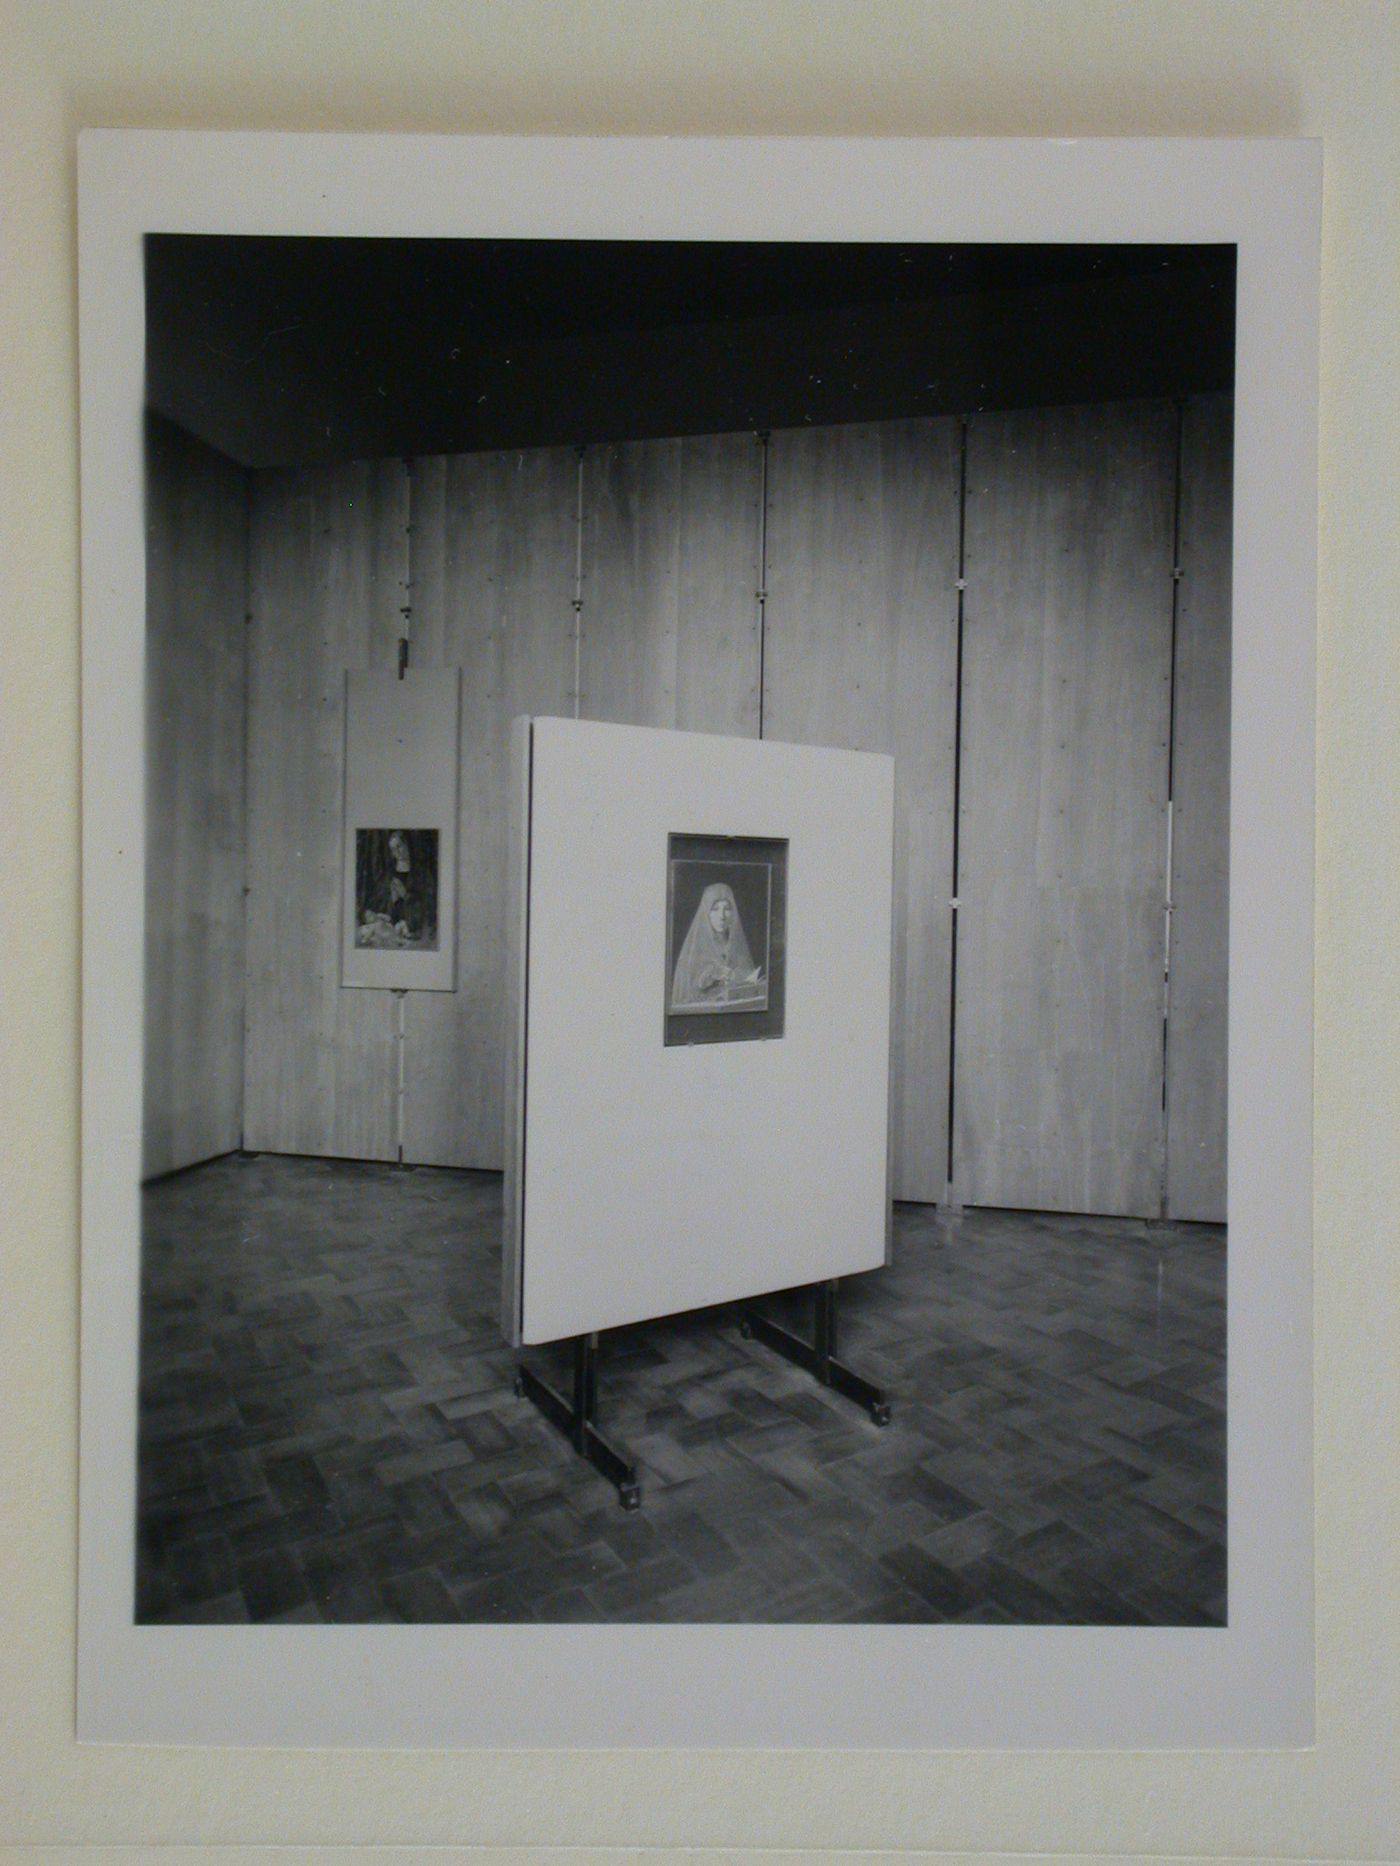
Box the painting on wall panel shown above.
[664,832,788,1044]
[341,668,459,991]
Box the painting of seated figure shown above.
[665,833,787,1045]
[670,879,767,1012]
[354,827,439,951]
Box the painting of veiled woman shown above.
[665,833,787,1045]
[670,879,768,1013]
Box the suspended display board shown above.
[504,715,895,1346]
[341,668,460,992]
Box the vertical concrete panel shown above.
[243,459,407,1159]
[401,447,577,1168]
[956,402,1176,1216]
[142,417,249,1178]
[763,417,961,1204]
[579,431,761,735]
[1167,393,1232,1221]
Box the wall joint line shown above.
[572,446,586,719]
[756,431,770,739]
[945,414,970,1201]
[399,455,413,678]
[1160,397,1187,1217]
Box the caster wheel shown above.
[871,1401,892,1428]
[619,1483,642,1512]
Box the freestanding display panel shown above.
[504,716,895,1353]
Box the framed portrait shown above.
[354,828,440,950]
[664,832,788,1043]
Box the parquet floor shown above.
[137,1154,1225,1625]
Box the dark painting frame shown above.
[353,826,440,951]
[664,832,788,1046]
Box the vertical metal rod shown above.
[1163,798,1175,1000]
[238,468,255,1152]
[1161,398,1187,1216]
[814,1281,835,1374]
[756,431,770,738]
[572,446,586,720]
[585,1332,599,1421]
[398,455,413,678]
[946,414,970,1195]
[395,989,407,1163]
[1166,400,1186,801]
[571,1336,589,1451]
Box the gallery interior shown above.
[138,236,1232,1627]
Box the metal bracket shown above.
[515,1333,642,1510]
[740,1280,891,1426]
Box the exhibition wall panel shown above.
[955,400,1177,1217]
[1166,393,1232,1222]
[402,447,578,1168]
[763,417,961,1204]
[509,718,893,1344]
[142,417,249,1179]
[579,432,762,736]
[243,458,409,1160]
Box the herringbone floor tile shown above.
[137,1155,1225,1624]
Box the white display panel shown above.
[341,668,459,991]
[506,716,895,1345]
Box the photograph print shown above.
[133,230,1233,1631]
[665,832,788,1043]
[354,827,439,951]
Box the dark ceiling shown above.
[146,236,1236,469]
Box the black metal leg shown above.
[516,1334,642,1509]
[815,1279,836,1363]
[571,1335,592,1453]
[741,1280,892,1426]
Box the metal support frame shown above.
[741,1279,892,1426]
[515,1332,641,1510]
[515,1285,887,1509]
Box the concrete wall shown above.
[142,415,249,1178]
[163,396,1231,1216]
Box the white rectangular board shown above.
[341,668,460,991]
[507,716,894,1345]
[75,131,1318,1758]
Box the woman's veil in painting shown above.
[670,880,764,1012]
